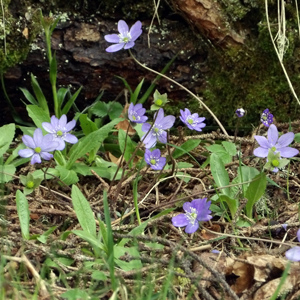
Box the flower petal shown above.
[22,135,35,149]
[58,115,67,128]
[118,20,129,36]
[253,147,269,158]
[40,152,53,161]
[267,124,278,146]
[124,41,135,49]
[183,202,192,213]
[65,119,76,132]
[157,130,167,144]
[185,222,199,234]
[172,214,188,227]
[159,115,175,130]
[254,136,270,148]
[104,34,120,43]
[42,122,55,133]
[285,246,300,262]
[278,147,299,158]
[106,43,124,52]
[50,115,59,129]
[31,153,41,164]
[277,132,295,148]
[297,229,300,242]
[64,133,78,144]
[151,149,161,158]
[129,21,142,41]
[141,122,151,132]
[33,128,44,147]
[19,148,34,158]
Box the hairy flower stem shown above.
[129,50,228,136]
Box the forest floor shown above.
[1,122,300,300]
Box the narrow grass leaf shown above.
[16,190,30,240]
[71,185,96,237]
[30,73,49,115]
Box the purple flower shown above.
[235,108,245,118]
[172,198,212,234]
[260,109,273,127]
[104,20,142,52]
[42,115,78,151]
[144,149,166,170]
[128,103,148,123]
[179,108,206,131]
[18,128,59,164]
[141,108,175,149]
[282,224,288,231]
[253,124,299,158]
[285,229,300,262]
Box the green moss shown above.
[0,2,41,71]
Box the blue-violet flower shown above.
[285,229,300,262]
[144,149,166,170]
[104,20,142,52]
[42,115,78,151]
[235,108,245,118]
[18,128,59,164]
[254,124,299,158]
[142,108,175,149]
[179,108,206,131]
[260,108,274,127]
[128,103,148,123]
[172,198,212,234]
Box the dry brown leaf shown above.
[115,103,136,135]
[231,261,255,294]
[200,224,221,240]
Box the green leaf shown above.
[72,230,104,252]
[61,289,90,300]
[16,190,30,240]
[0,123,15,157]
[61,86,82,115]
[245,173,267,218]
[37,226,57,243]
[54,151,67,167]
[26,105,50,129]
[130,78,144,104]
[49,54,57,86]
[118,129,136,163]
[66,118,122,169]
[172,139,200,159]
[116,76,133,94]
[219,195,239,219]
[30,74,49,115]
[210,153,230,196]
[19,88,38,105]
[91,271,107,281]
[71,185,96,237]
[294,133,300,143]
[222,141,237,156]
[107,102,124,120]
[0,164,16,183]
[79,114,98,136]
[57,87,69,107]
[90,101,108,118]
[114,245,142,271]
[56,166,79,185]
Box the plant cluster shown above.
[1,17,300,299]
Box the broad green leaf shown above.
[79,114,98,136]
[16,190,30,240]
[91,271,107,281]
[222,141,237,156]
[66,118,122,169]
[30,74,49,115]
[0,164,16,183]
[72,230,104,252]
[107,102,123,120]
[71,185,96,237]
[0,123,15,157]
[294,133,300,143]
[61,289,89,300]
[90,101,108,118]
[26,105,50,129]
[56,166,79,185]
[245,172,267,218]
[172,139,201,159]
[54,151,67,166]
[206,144,225,153]
[219,195,239,219]
[114,245,142,271]
[210,153,230,196]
